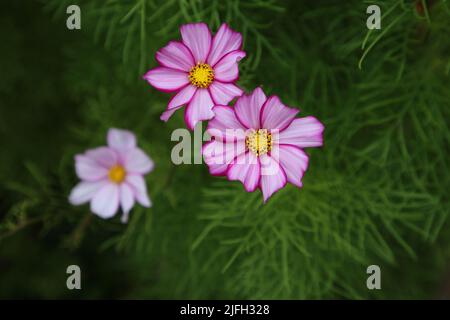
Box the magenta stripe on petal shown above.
[156,41,195,72]
[209,81,243,105]
[207,23,242,66]
[260,96,299,131]
[184,89,215,130]
[160,85,197,122]
[259,154,287,202]
[168,85,197,110]
[202,139,246,176]
[207,105,246,142]
[143,67,189,92]
[180,23,212,63]
[277,145,309,188]
[278,116,324,148]
[227,151,261,192]
[160,105,184,122]
[234,87,267,129]
[201,141,228,176]
[213,50,246,82]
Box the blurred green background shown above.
[0,0,449,299]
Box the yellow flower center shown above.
[245,129,272,156]
[189,63,214,88]
[108,165,126,184]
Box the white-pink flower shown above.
[69,128,154,223]
[144,22,246,130]
[202,87,324,202]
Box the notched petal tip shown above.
[259,155,287,203]
[180,22,212,64]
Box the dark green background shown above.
[0,0,449,299]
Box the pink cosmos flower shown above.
[69,128,154,223]
[144,22,246,130]
[202,87,324,202]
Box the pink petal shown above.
[202,141,228,176]
[85,147,118,169]
[120,183,135,223]
[69,180,108,205]
[234,87,267,129]
[213,50,246,82]
[278,116,324,148]
[207,105,246,142]
[207,23,242,66]
[227,151,261,192]
[276,145,309,187]
[90,183,120,218]
[160,85,197,122]
[75,155,108,181]
[143,67,189,92]
[126,174,152,207]
[123,148,154,174]
[107,128,136,151]
[160,105,184,122]
[259,154,287,202]
[202,140,245,176]
[180,23,211,63]
[208,81,243,105]
[156,41,195,72]
[261,96,299,130]
[184,88,215,130]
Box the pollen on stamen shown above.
[189,63,214,88]
[108,165,126,184]
[245,129,272,156]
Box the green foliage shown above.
[0,0,449,299]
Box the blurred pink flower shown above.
[69,128,154,223]
[202,87,324,202]
[144,22,246,130]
